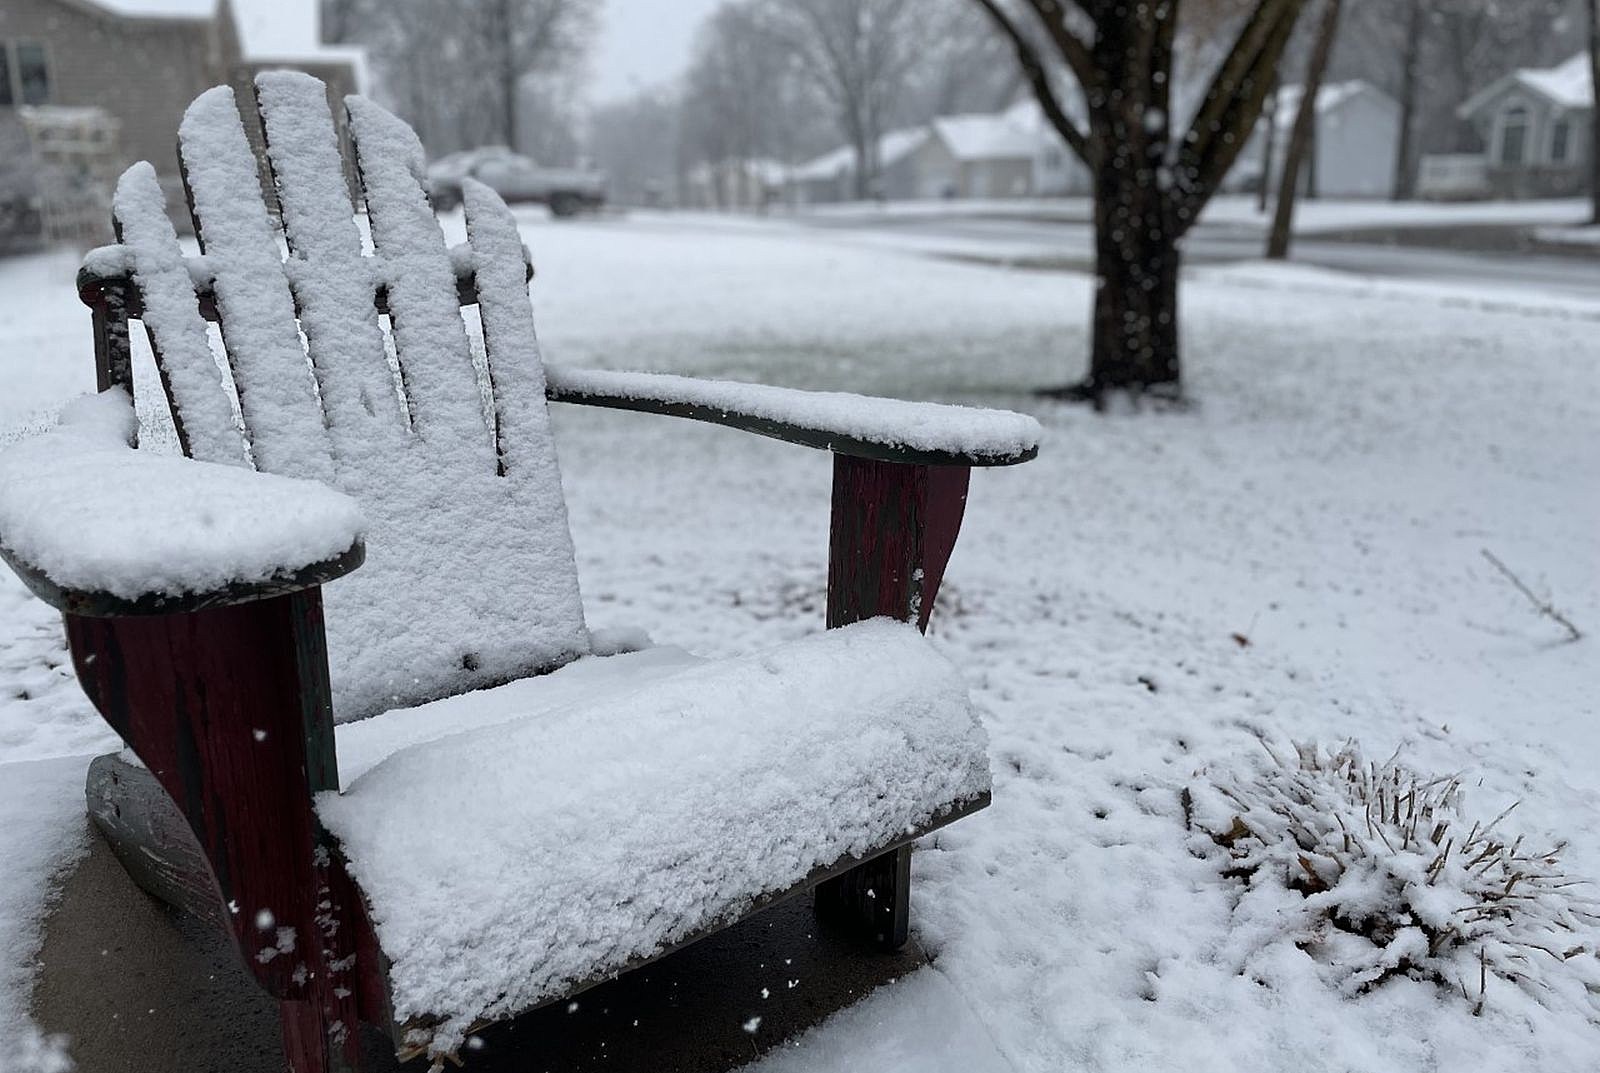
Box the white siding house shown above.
[1232,80,1401,198]
[1452,52,1591,199]
[788,101,1086,205]
[789,127,933,204]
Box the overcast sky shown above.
[590,0,724,103]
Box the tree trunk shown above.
[1267,0,1342,259]
[849,126,871,200]
[498,0,519,151]
[1590,0,1600,222]
[1391,0,1425,200]
[1258,75,1280,213]
[1085,174,1182,401]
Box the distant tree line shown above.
[322,0,601,163]
[594,0,1023,208]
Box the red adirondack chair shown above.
[0,73,1039,1072]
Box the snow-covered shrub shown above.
[1184,742,1600,1020]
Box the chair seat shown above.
[317,619,990,1046]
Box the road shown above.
[793,210,1600,300]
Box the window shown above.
[1499,104,1528,166]
[0,41,49,107]
[1551,118,1571,164]
[16,42,48,105]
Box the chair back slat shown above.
[461,179,563,479]
[109,162,248,466]
[253,72,406,457]
[177,88,334,481]
[344,96,495,471]
[106,79,590,723]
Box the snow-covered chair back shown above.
[106,72,588,721]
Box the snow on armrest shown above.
[0,391,365,616]
[544,365,1041,467]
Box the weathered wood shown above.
[815,455,972,946]
[75,265,1036,470]
[825,456,971,632]
[83,273,133,396]
[76,253,528,330]
[89,753,394,1028]
[63,588,368,1073]
[0,539,364,618]
[548,382,1036,469]
[86,753,226,929]
[814,844,912,950]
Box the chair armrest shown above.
[0,390,365,616]
[544,365,1041,467]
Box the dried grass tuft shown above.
[1185,741,1600,1019]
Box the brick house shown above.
[0,0,363,238]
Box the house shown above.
[0,0,364,241]
[933,114,1044,198]
[681,158,787,211]
[789,127,934,204]
[1231,80,1401,198]
[1454,52,1591,199]
[1000,97,1091,196]
[788,102,1086,205]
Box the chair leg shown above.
[814,845,911,951]
[279,995,362,1073]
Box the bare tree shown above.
[1389,0,1426,199]
[1267,0,1342,259]
[973,0,1307,404]
[681,1,806,205]
[905,4,1024,119]
[1589,0,1600,222]
[591,91,682,207]
[325,0,599,157]
[761,0,928,198]
[474,0,600,153]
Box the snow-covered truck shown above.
[427,146,606,217]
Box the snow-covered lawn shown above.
[1,210,1596,1071]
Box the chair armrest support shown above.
[66,586,375,1007]
[0,390,365,616]
[545,365,1041,467]
[827,456,970,633]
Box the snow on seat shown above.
[316,619,989,1047]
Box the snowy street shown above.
[2,206,1598,1071]
[792,195,1600,298]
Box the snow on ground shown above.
[1535,223,1600,249]
[1,209,1597,1071]
[791,193,1589,235]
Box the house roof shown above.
[80,0,215,19]
[1272,80,1388,128]
[791,127,930,182]
[931,114,1037,162]
[1459,52,1593,118]
[1514,53,1591,109]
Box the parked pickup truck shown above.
[428,147,606,217]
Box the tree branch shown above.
[1171,0,1306,232]
[1482,549,1583,642]
[1020,0,1097,89]
[972,0,1091,164]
